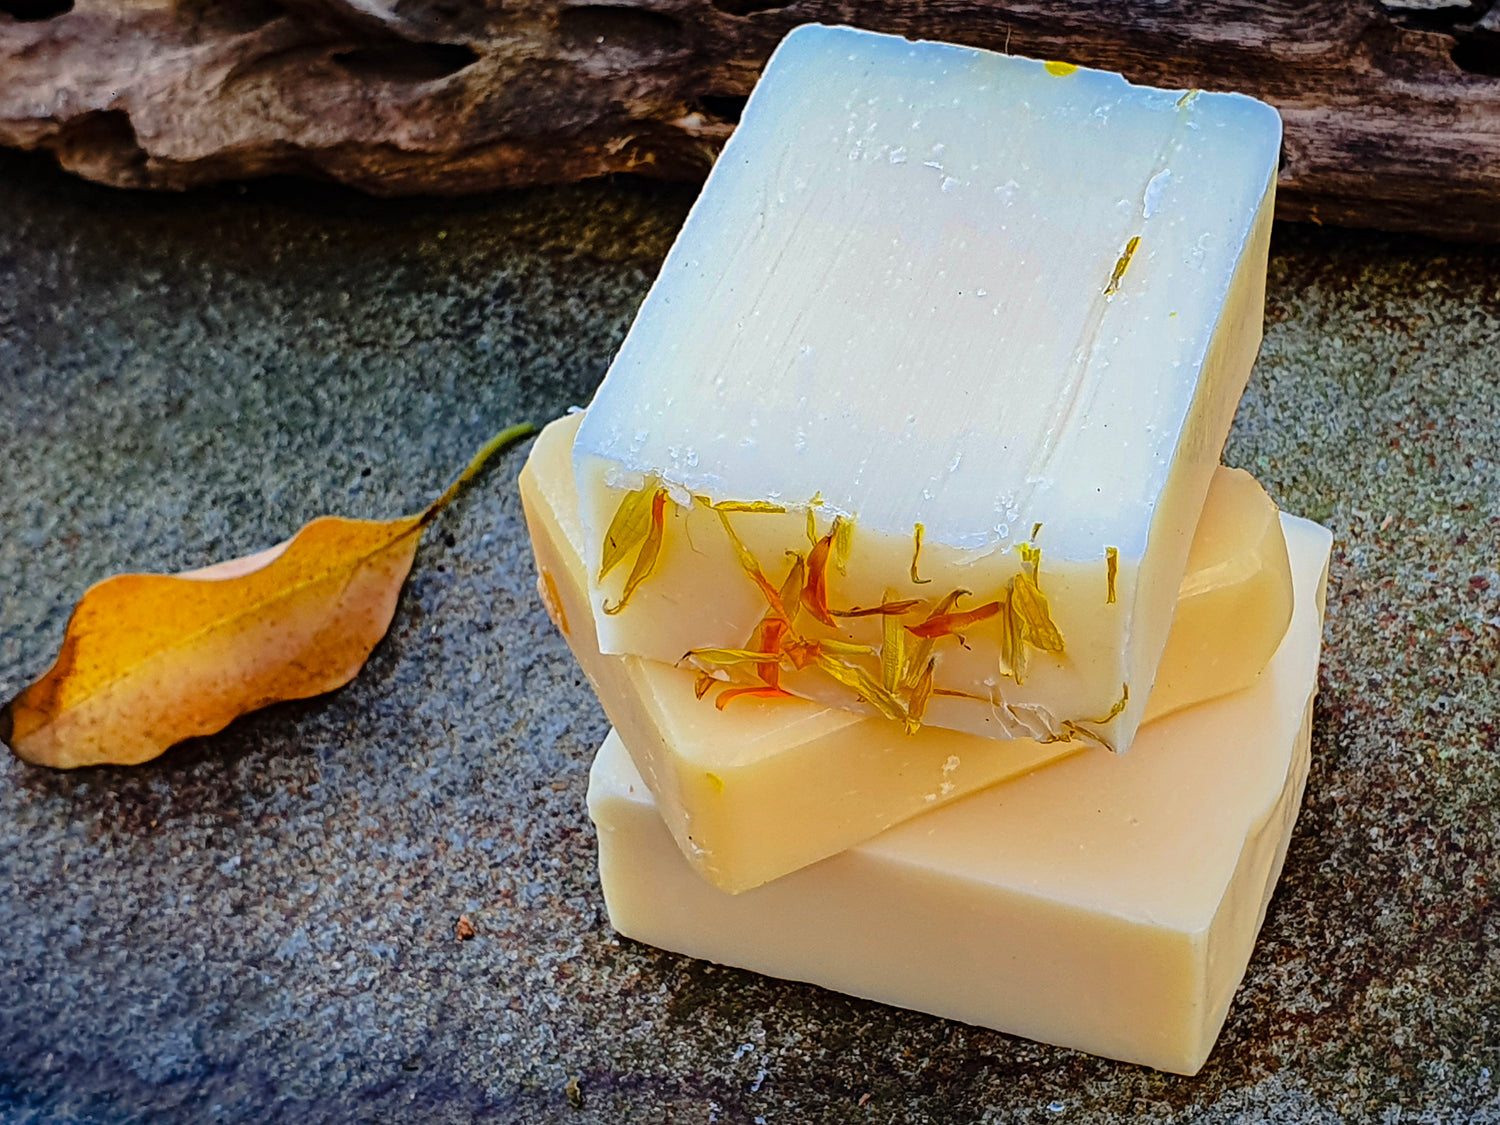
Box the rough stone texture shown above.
[8,0,1500,240]
[1,148,1498,1123]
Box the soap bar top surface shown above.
[574,24,1281,558]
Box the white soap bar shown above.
[573,24,1282,753]
[587,516,1330,1075]
[524,413,1294,892]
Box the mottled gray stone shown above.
[0,149,1496,1124]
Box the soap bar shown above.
[572,24,1282,752]
[523,414,1293,892]
[587,515,1330,1075]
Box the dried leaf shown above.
[598,478,660,581]
[910,523,932,584]
[1011,571,1065,654]
[603,488,668,616]
[2,423,535,769]
[1106,546,1119,605]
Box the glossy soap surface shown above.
[573,25,1283,750]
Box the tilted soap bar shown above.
[524,414,1294,892]
[572,25,1282,753]
[587,516,1331,1075]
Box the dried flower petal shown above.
[1011,571,1065,654]
[1106,546,1119,605]
[881,595,907,692]
[814,654,909,726]
[714,685,793,710]
[710,499,788,514]
[905,599,1002,640]
[906,657,936,733]
[603,489,667,616]
[598,479,660,581]
[717,510,790,620]
[832,598,922,618]
[997,595,1029,684]
[1104,235,1141,297]
[910,523,932,584]
[832,515,853,576]
[804,529,837,626]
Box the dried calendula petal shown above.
[1011,571,1065,654]
[1106,546,1119,605]
[905,599,1002,640]
[815,654,910,726]
[1086,683,1130,725]
[804,529,837,626]
[881,595,907,693]
[598,478,660,582]
[832,598,922,618]
[715,684,792,710]
[997,595,1030,685]
[603,489,668,616]
[910,523,932,584]
[683,647,785,668]
[906,657,937,733]
[1104,235,1141,297]
[778,552,805,622]
[711,499,788,514]
[694,672,717,700]
[717,510,791,620]
[832,515,853,576]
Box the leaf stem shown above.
[421,422,536,526]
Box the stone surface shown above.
[0,148,1497,1122]
[6,0,1500,239]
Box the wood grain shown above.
[3,0,1499,239]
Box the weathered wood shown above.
[3,0,1500,239]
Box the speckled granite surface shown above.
[0,149,1497,1124]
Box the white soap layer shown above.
[574,24,1282,749]
[587,516,1330,1075]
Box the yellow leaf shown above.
[2,424,534,769]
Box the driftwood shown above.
[3,0,1500,239]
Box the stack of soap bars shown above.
[521,24,1330,1076]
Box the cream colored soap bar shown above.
[588,515,1330,1075]
[573,24,1282,752]
[523,414,1293,892]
